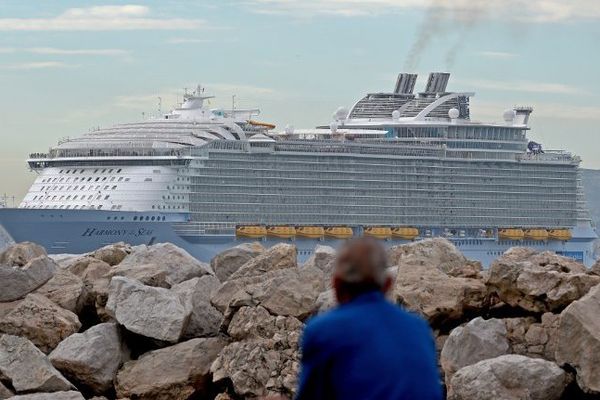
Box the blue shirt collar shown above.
[344,290,386,305]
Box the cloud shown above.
[165,38,213,44]
[2,61,79,70]
[0,5,204,31]
[472,100,600,121]
[462,78,584,95]
[26,47,129,56]
[242,0,600,22]
[479,51,518,59]
[0,47,15,53]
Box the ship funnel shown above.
[394,73,417,94]
[424,72,450,94]
[513,106,533,126]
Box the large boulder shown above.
[0,334,74,393]
[0,252,56,302]
[486,248,600,312]
[393,263,487,326]
[6,392,85,400]
[314,289,337,314]
[448,354,567,400]
[116,243,212,286]
[49,323,129,395]
[228,243,297,280]
[89,242,131,266]
[105,276,191,342]
[555,283,600,393]
[441,317,509,382]
[108,263,172,288]
[211,242,264,282]
[0,294,81,353]
[302,245,336,276]
[34,269,85,313]
[504,313,560,361]
[212,308,302,398]
[172,276,223,339]
[0,382,12,399]
[116,337,227,400]
[0,242,46,266]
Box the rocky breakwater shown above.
[0,239,599,399]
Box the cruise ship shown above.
[0,73,596,266]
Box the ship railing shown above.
[29,148,194,160]
[517,151,575,163]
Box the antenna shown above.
[232,95,236,114]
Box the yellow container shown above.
[364,226,392,239]
[267,226,296,238]
[325,227,354,239]
[296,226,325,239]
[236,226,267,238]
[498,228,525,241]
[524,229,549,241]
[548,229,572,241]
[391,227,419,240]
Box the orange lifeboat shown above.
[524,229,549,241]
[498,229,525,241]
[296,226,325,239]
[391,227,419,240]
[267,226,296,238]
[325,227,354,239]
[548,229,572,241]
[364,226,392,239]
[236,226,267,238]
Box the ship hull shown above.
[0,208,596,267]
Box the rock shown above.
[0,242,46,266]
[0,382,12,399]
[0,294,81,353]
[590,259,600,276]
[228,243,297,280]
[315,289,337,314]
[441,317,509,382]
[227,306,303,341]
[302,245,336,275]
[555,283,600,393]
[504,313,560,361]
[393,263,488,326]
[116,337,227,400]
[0,334,74,393]
[108,263,171,288]
[117,243,212,286]
[172,276,223,338]
[388,238,481,278]
[90,242,130,266]
[105,276,191,342]
[211,242,264,281]
[34,269,85,313]
[486,249,600,312]
[6,392,85,400]
[49,323,128,394]
[65,257,111,282]
[0,255,56,302]
[448,354,567,400]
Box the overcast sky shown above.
[1,0,599,201]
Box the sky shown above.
[0,0,599,202]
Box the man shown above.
[296,238,443,400]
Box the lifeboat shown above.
[248,120,276,129]
[236,225,267,238]
[325,227,354,239]
[391,227,419,240]
[267,226,296,238]
[296,226,325,239]
[524,229,549,241]
[548,229,572,241]
[498,228,525,241]
[364,226,392,239]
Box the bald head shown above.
[333,238,391,303]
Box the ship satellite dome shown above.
[285,124,294,134]
[448,108,459,119]
[392,110,401,120]
[330,121,338,133]
[503,109,516,122]
[335,107,348,120]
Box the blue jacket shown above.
[296,291,443,400]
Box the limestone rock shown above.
[117,243,212,286]
[211,242,264,282]
[108,263,171,288]
[49,323,128,394]
[6,392,85,400]
[90,242,130,266]
[302,245,336,275]
[228,243,297,280]
[64,256,111,282]
[0,382,12,399]
[172,276,223,338]
[393,263,488,325]
[487,249,600,312]
[556,283,600,393]
[504,313,559,361]
[441,317,509,382]
[590,259,600,276]
[0,242,46,266]
[0,294,81,353]
[448,354,566,400]
[315,289,337,314]
[227,306,303,341]
[0,334,74,393]
[105,276,191,342]
[116,337,227,400]
[0,255,56,302]
[34,268,85,313]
